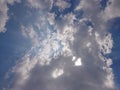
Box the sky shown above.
[0,0,120,90]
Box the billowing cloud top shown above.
[1,0,120,90]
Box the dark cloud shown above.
[12,55,114,90]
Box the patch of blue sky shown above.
[100,0,109,10]
[0,20,30,90]
[105,17,120,89]
[0,22,30,70]
[8,2,28,25]
[73,9,83,20]
[0,3,33,89]
[84,20,94,28]
[66,0,80,11]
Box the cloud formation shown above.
[0,0,20,33]
[101,0,120,21]
[6,0,120,90]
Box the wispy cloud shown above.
[0,0,20,33]
[101,0,120,21]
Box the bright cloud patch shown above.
[74,58,82,66]
[52,68,64,79]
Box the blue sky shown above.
[108,17,120,88]
[0,0,120,90]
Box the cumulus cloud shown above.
[0,0,20,33]
[7,0,119,90]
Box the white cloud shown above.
[88,26,93,36]
[101,0,120,21]
[95,32,113,54]
[0,3,8,32]
[99,54,115,89]
[72,56,76,61]
[26,0,53,11]
[55,0,71,11]
[74,58,82,66]
[104,59,114,89]
[0,0,20,32]
[52,68,64,79]
[8,0,117,90]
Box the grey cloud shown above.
[12,55,114,90]
[9,0,117,90]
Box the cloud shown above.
[7,0,118,90]
[10,11,75,89]
[52,68,64,79]
[55,0,71,11]
[101,0,120,21]
[26,0,53,11]
[0,0,20,33]
[95,32,113,54]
